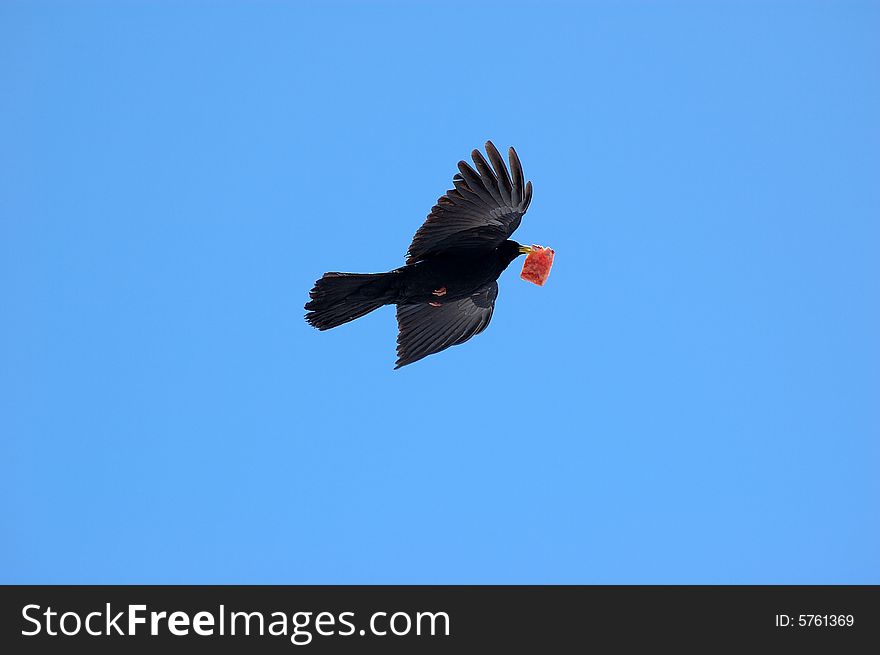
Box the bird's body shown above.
[305,142,548,368]
[390,242,521,305]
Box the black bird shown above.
[305,141,547,368]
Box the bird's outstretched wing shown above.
[405,141,533,264]
[394,282,498,368]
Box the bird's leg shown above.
[432,286,447,297]
[428,301,442,307]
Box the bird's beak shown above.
[518,245,534,255]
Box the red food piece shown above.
[520,245,555,286]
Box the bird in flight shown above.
[305,141,552,368]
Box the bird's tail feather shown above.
[305,272,395,330]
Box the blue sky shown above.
[2,0,878,583]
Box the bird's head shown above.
[499,240,531,264]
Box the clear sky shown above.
[2,0,878,583]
